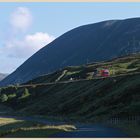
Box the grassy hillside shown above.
[0,72,140,122]
[25,53,140,85]
[0,53,140,123]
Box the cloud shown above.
[0,7,55,73]
[3,32,55,58]
[4,7,55,58]
[10,7,32,32]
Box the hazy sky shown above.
[1,2,140,73]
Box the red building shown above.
[100,69,110,77]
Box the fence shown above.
[106,116,140,126]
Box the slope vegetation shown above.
[25,53,140,85]
[0,54,139,123]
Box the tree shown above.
[0,94,8,102]
[19,88,30,99]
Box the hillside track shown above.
[13,71,140,88]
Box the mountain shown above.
[0,73,8,81]
[1,17,140,86]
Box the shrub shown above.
[8,93,16,99]
[19,88,30,99]
[0,94,8,102]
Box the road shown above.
[1,71,140,89]
[0,115,128,138]
[17,71,140,88]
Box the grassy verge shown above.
[0,117,76,138]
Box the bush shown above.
[19,88,30,99]
[0,94,8,102]
[8,93,16,99]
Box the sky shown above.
[1,2,140,74]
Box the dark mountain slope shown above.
[0,72,140,122]
[1,17,140,86]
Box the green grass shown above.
[0,117,76,138]
[1,73,140,120]
[66,71,81,76]
[19,53,140,84]
[0,117,22,126]
[0,105,13,114]
[6,129,62,138]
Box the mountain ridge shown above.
[1,17,140,86]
